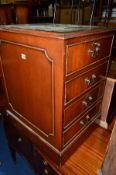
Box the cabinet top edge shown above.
[0,24,115,39]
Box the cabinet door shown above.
[1,42,55,139]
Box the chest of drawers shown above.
[0,24,114,165]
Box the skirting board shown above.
[95,119,108,129]
[98,169,103,175]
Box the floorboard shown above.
[58,122,114,175]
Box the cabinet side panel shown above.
[1,42,55,138]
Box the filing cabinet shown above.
[0,24,114,165]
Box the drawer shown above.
[63,102,101,146]
[4,118,33,163]
[4,116,57,174]
[33,148,58,175]
[64,82,105,128]
[66,36,113,75]
[65,62,107,104]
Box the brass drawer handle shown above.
[93,42,101,47]
[80,115,90,126]
[85,74,97,86]
[88,49,96,58]
[80,120,85,126]
[88,41,101,58]
[88,96,93,101]
[43,168,49,174]
[86,115,90,121]
[82,100,88,107]
[85,78,91,85]
[82,95,93,107]
[18,137,22,142]
[43,160,48,166]
[92,74,96,80]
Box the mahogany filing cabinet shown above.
[0,24,115,166]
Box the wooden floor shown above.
[53,120,115,175]
[2,115,115,175]
[59,124,112,175]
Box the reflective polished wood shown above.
[0,24,115,165]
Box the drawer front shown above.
[64,82,105,128]
[66,36,113,75]
[65,62,107,104]
[34,148,58,175]
[63,102,101,146]
[4,119,33,162]
[4,116,57,174]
